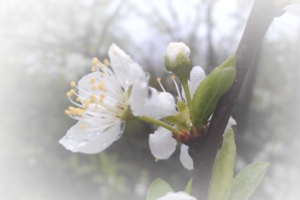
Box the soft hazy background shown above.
[1,0,300,199]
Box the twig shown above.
[189,0,285,199]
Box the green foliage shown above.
[228,162,269,200]
[184,178,193,194]
[69,153,126,200]
[207,128,269,200]
[146,178,174,200]
[191,55,236,129]
[208,128,236,200]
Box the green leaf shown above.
[228,161,269,200]
[146,178,174,200]
[207,128,236,200]
[184,178,193,194]
[191,55,236,129]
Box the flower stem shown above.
[138,115,181,135]
[181,79,192,110]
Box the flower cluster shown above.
[60,42,236,170]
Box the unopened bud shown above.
[164,42,191,83]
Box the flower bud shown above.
[164,42,191,82]
[166,42,190,63]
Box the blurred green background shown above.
[1,0,300,199]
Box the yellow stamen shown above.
[113,50,117,55]
[70,89,75,95]
[70,81,76,87]
[90,77,95,84]
[155,158,159,162]
[99,94,105,102]
[91,66,96,72]
[66,92,72,97]
[92,57,99,66]
[65,110,71,115]
[156,77,166,92]
[76,97,81,102]
[171,75,176,80]
[90,94,96,103]
[83,100,89,109]
[98,82,105,90]
[79,124,85,129]
[104,59,110,66]
[78,108,85,115]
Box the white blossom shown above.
[181,66,206,100]
[60,44,173,154]
[158,191,197,200]
[149,66,236,170]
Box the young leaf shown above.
[184,178,193,194]
[207,128,236,200]
[191,55,236,129]
[228,161,269,200]
[146,178,174,200]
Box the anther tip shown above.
[79,124,85,129]
[92,57,99,66]
[66,92,72,97]
[70,81,76,87]
[104,59,110,66]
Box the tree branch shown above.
[189,0,285,199]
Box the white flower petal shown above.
[180,144,194,170]
[158,191,197,200]
[108,43,144,88]
[108,43,150,117]
[59,120,123,154]
[227,116,237,128]
[181,66,206,101]
[149,127,177,159]
[189,66,205,97]
[284,3,300,14]
[143,87,177,119]
[128,73,149,116]
[166,42,190,63]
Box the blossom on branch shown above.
[149,65,236,170]
[60,44,174,153]
[149,66,205,170]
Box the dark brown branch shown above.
[189,0,285,199]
